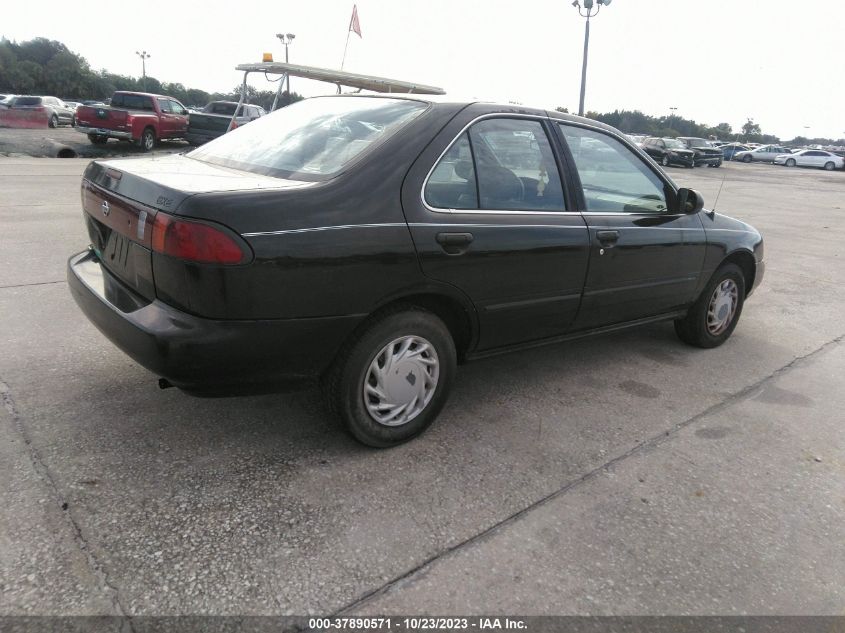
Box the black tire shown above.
[786,158,796,167]
[675,263,746,349]
[71,115,76,127]
[323,308,457,447]
[88,134,107,145]
[138,127,156,152]
[742,154,752,163]
[661,155,670,167]
[823,161,835,171]
[49,114,58,128]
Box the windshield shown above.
[685,138,713,148]
[664,139,686,149]
[188,96,428,181]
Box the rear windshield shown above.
[207,102,240,116]
[13,97,42,106]
[685,138,713,148]
[111,93,155,111]
[187,96,428,181]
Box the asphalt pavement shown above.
[0,158,843,618]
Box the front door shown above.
[402,108,590,351]
[554,122,707,330]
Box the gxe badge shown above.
[101,200,110,216]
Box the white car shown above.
[774,150,844,170]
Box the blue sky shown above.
[3,0,844,140]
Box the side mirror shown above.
[676,187,704,214]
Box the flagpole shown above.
[340,29,352,70]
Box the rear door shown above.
[402,107,590,351]
[555,122,707,329]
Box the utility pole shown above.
[135,51,151,92]
[571,0,612,117]
[276,33,295,97]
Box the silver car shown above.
[733,144,791,163]
[8,96,76,127]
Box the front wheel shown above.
[786,158,796,167]
[742,154,752,163]
[661,155,670,167]
[88,134,107,145]
[323,309,457,447]
[49,114,58,128]
[675,264,746,349]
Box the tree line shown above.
[0,37,302,111]
[2,37,842,146]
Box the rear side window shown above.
[188,96,427,181]
[425,118,566,212]
[13,97,42,106]
[425,133,478,210]
[559,124,671,214]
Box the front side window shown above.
[559,124,672,214]
[188,96,427,181]
[157,98,173,114]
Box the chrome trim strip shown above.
[242,223,406,237]
[409,223,586,230]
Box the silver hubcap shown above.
[363,335,439,427]
[707,279,738,336]
[144,133,154,150]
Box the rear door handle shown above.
[436,232,474,254]
[596,230,620,247]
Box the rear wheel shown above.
[714,160,722,168]
[823,161,835,171]
[49,114,58,128]
[786,158,796,167]
[137,127,156,152]
[71,115,76,127]
[675,263,745,349]
[323,308,456,447]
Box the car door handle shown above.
[596,230,620,246]
[436,232,474,254]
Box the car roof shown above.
[299,93,625,136]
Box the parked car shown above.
[0,94,15,109]
[68,96,764,447]
[733,144,791,163]
[641,137,695,167]
[720,143,750,161]
[75,91,189,151]
[186,101,266,146]
[7,96,75,127]
[774,149,844,170]
[676,137,723,167]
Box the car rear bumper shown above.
[77,126,133,140]
[67,249,363,393]
[185,131,221,145]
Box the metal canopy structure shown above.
[236,61,446,96]
[224,61,446,132]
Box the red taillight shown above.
[151,212,247,264]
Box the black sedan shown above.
[68,96,765,447]
[642,137,696,167]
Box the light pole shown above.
[135,50,151,92]
[276,33,295,95]
[571,0,612,117]
[669,106,677,128]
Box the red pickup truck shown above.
[76,91,189,151]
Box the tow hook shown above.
[158,378,174,390]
